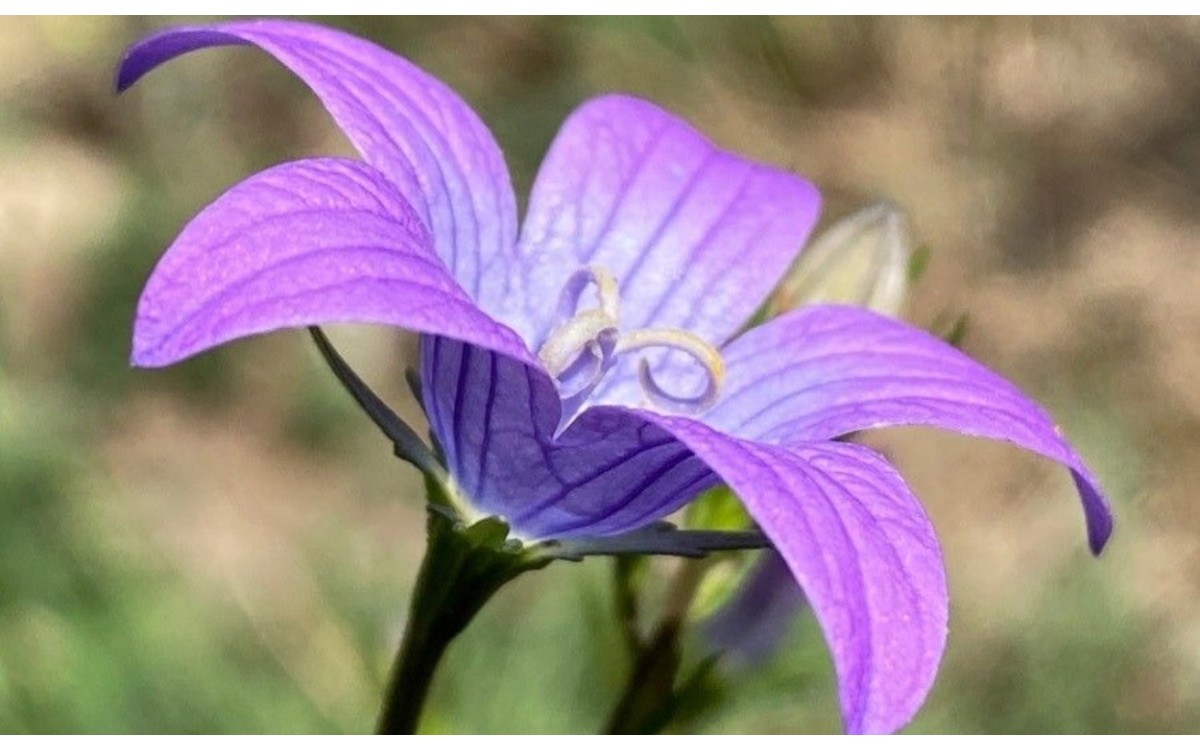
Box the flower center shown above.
[537,266,725,416]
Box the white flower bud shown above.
[769,201,913,318]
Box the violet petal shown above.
[131,158,532,369]
[427,335,950,733]
[117,19,523,326]
[419,337,716,537]
[419,336,943,733]
[705,304,1113,553]
[632,414,948,735]
[517,95,821,380]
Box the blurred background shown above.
[1,16,1197,733]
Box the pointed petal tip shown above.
[129,338,174,369]
[114,29,177,93]
[114,55,151,93]
[1087,503,1115,557]
[129,354,164,370]
[113,34,156,92]
[1072,470,1114,556]
[1085,499,1114,558]
[129,356,166,370]
[113,60,132,93]
[114,26,250,94]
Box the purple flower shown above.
[117,20,1113,734]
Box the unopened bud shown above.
[768,201,913,319]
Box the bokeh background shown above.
[1,16,1197,733]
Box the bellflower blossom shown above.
[117,20,1113,734]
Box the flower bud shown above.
[767,200,913,319]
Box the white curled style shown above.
[537,266,726,416]
[617,328,725,414]
[538,267,621,401]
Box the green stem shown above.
[604,558,712,734]
[604,620,684,734]
[377,599,452,734]
[376,502,547,734]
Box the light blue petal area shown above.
[516,94,821,358]
[635,415,948,735]
[705,304,1114,554]
[117,20,529,332]
[419,337,715,537]
[131,158,534,369]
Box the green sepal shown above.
[934,311,970,349]
[907,243,932,283]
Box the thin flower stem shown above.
[377,493,548,734]
[377,599,452,734]
[613,556,644,657]
[603,557,713,734]
[376,519,463,733]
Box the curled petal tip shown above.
[115,27,250,94]
[113,63,129,93]
[113,40,146,92]
[1073,471,1113,556]
[1088,508,1115,557]
[709,305,1116,561]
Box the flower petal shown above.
[705,304,1114,553]
[636,415,947,734]
[117,20,521,319]
[132,158,533,369]
[515,94,821,350]
[419,341,947,733]
[419,337,715,537]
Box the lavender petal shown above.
[131,158,533,369]
[634,414,948,735]
[418,337,716,538]
[117,20,524,326]
[517,95,821,369]
[705,304,1113,553]
[418,340,945,733]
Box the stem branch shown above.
[603,558,713,734]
